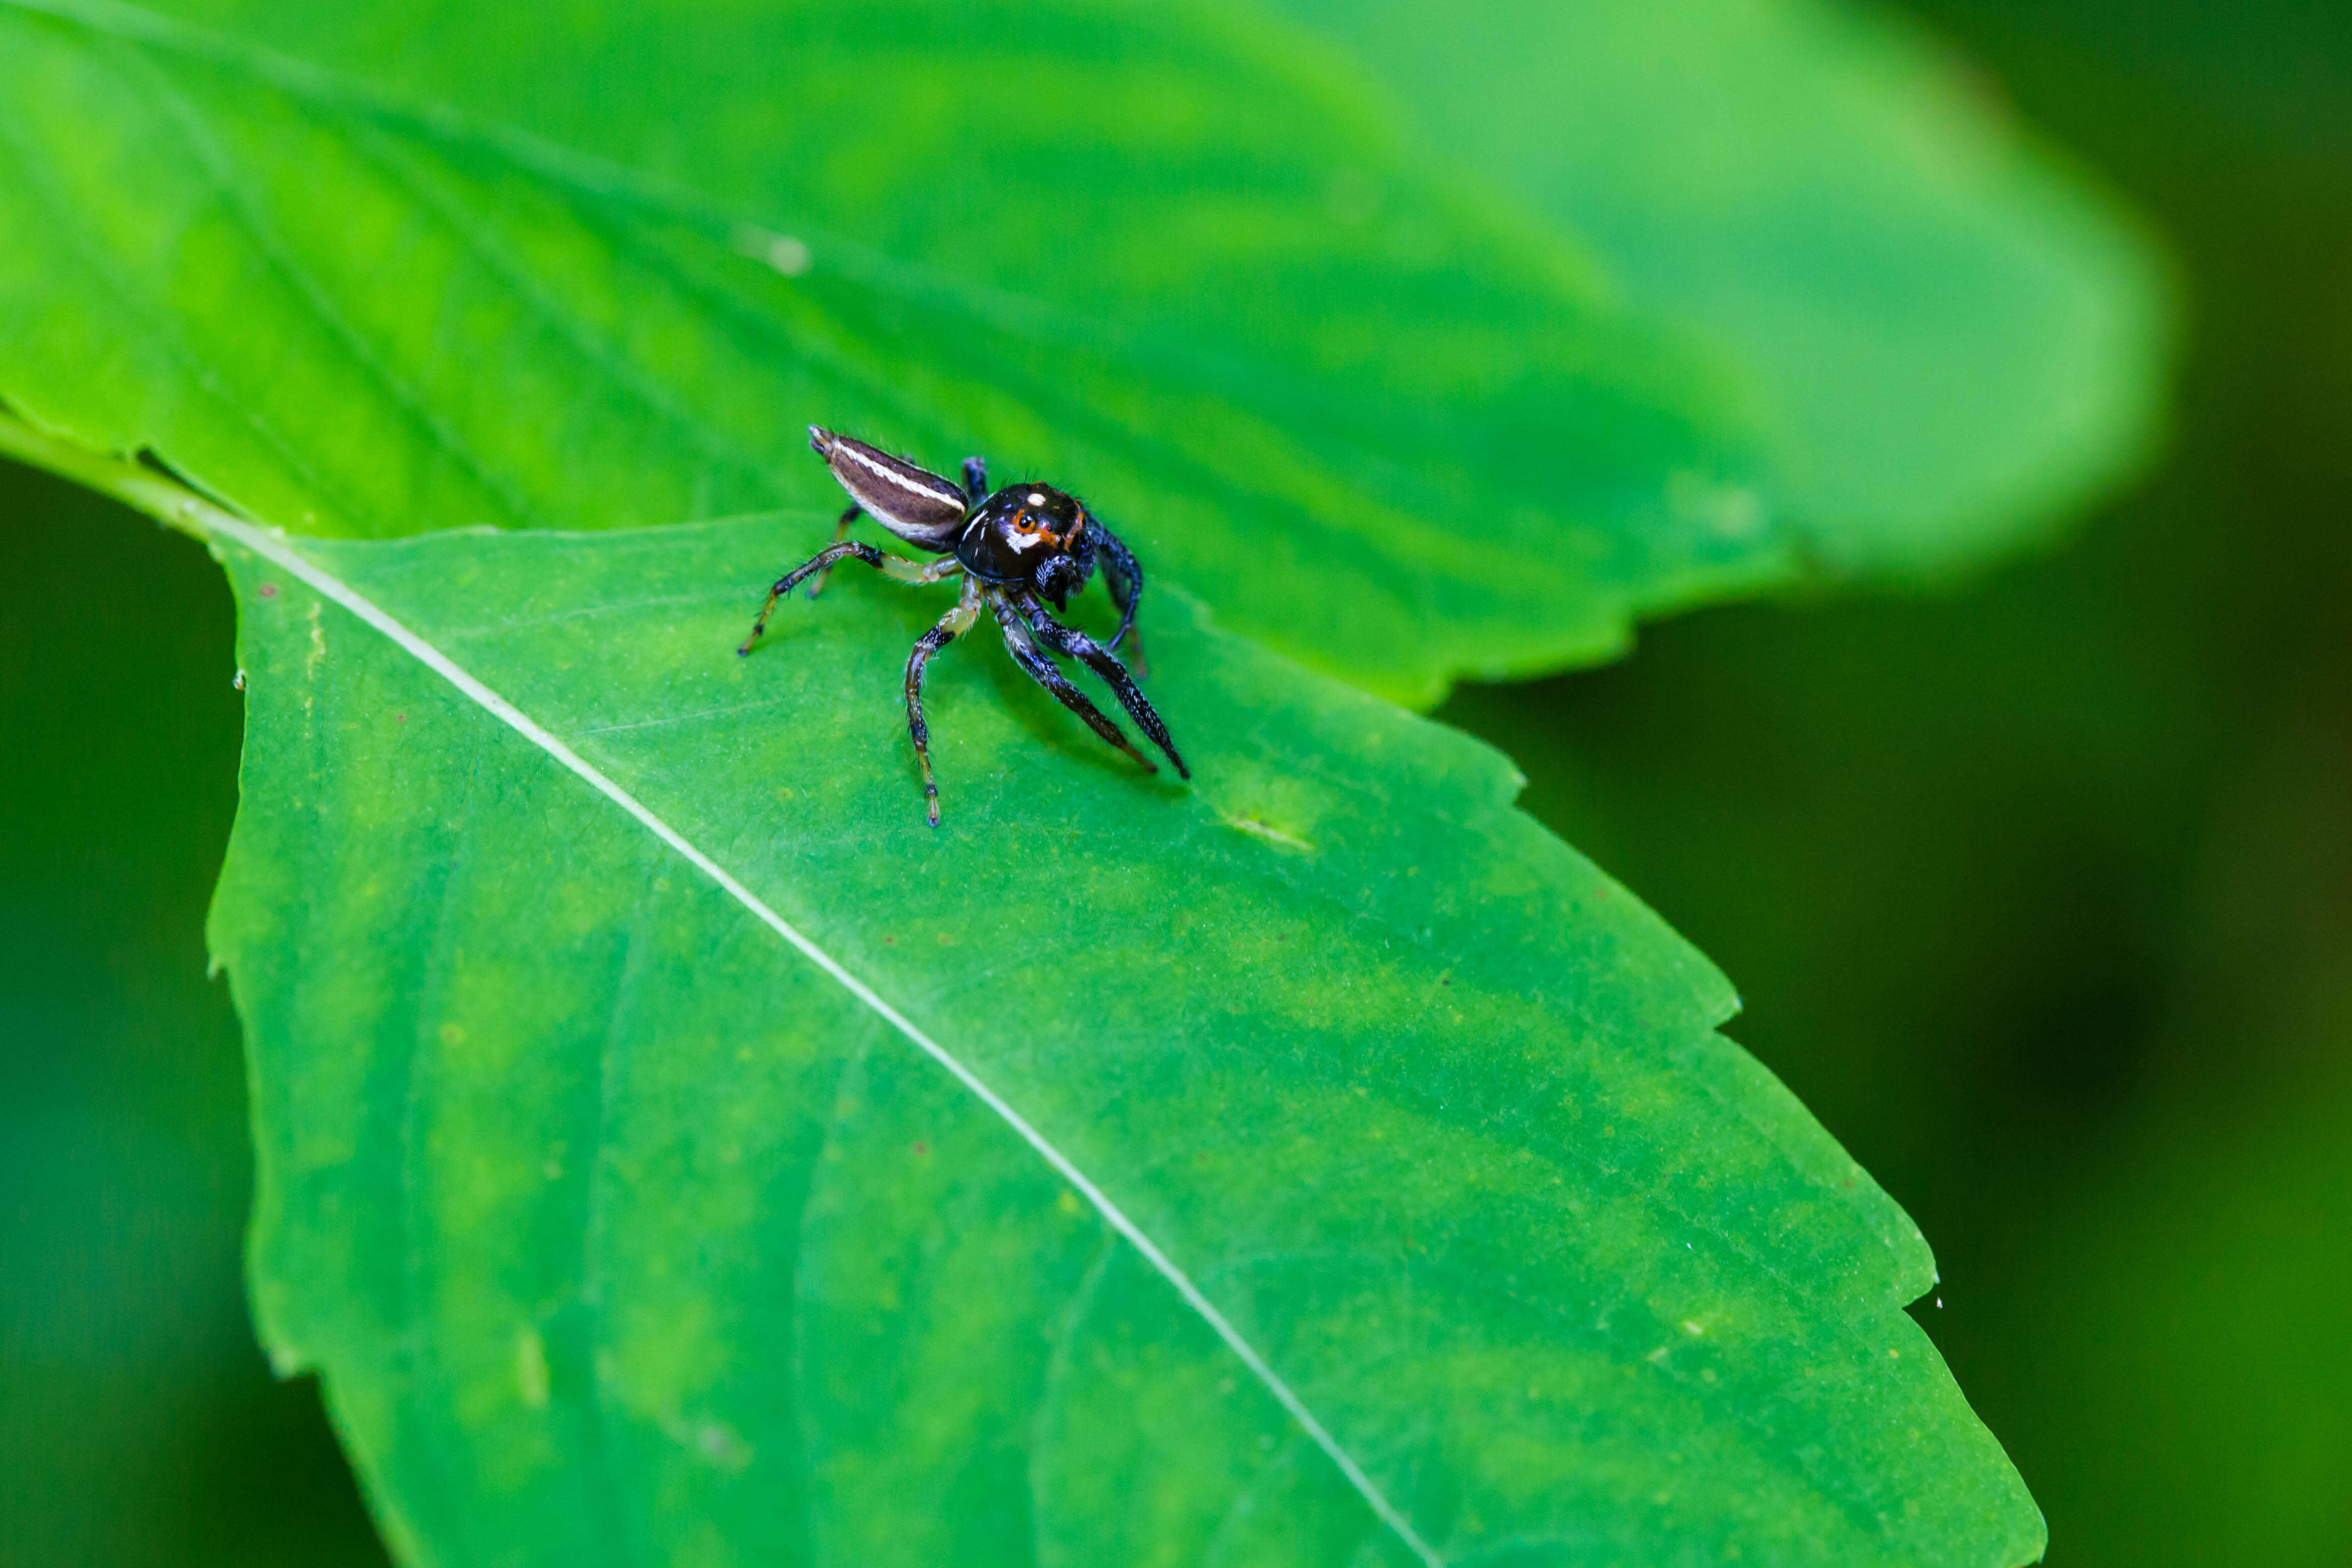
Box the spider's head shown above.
[955,483,1096,602]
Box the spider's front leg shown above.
[1018,595,1189,778]
[906,580,985,826]
[992,600,1160,776]
[1091,520,1149,674]
[738,543,960,655]
[962,456,988,505]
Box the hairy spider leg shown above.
[802,503,863,599]
[992,598,1160,775]
[738,541,962,655]
[906,580,985,826]
[1091,520,1149,674]
[961,455,988,505]
[1016,595,1189,778]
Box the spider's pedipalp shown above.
[1020,596,1189,778]
[994,598,1158,775]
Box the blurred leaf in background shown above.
[1270,0,2171,573]
[0,0,1769,706]
[0,0,2160,701]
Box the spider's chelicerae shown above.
[739,426,1189,825]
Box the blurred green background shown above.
[2,1,2344,1565]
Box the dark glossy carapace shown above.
[955,483,1092,594]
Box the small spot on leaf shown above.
[1228,815,1312,851]
[515,1329,550,1409]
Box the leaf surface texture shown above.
[189,500,2045,1566]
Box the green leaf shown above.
[0,1,2109,1552]
[0,0,1783,706]
[0,0,2165,706]
[67,433,2041,1565]
[1267,0,2173,570]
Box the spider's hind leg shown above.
[803,504,862,598]
[739,542,960,655]
[993,601,1159,776]
[1021,598,1188,779]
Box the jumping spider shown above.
[739,427,1189,825]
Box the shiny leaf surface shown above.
[162,481,2043,1566]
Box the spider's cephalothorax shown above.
[738,426,1187,826]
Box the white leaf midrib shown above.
[199,506,1445,1568]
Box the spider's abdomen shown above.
[956,484,1092,586]
[809,426,967,550]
